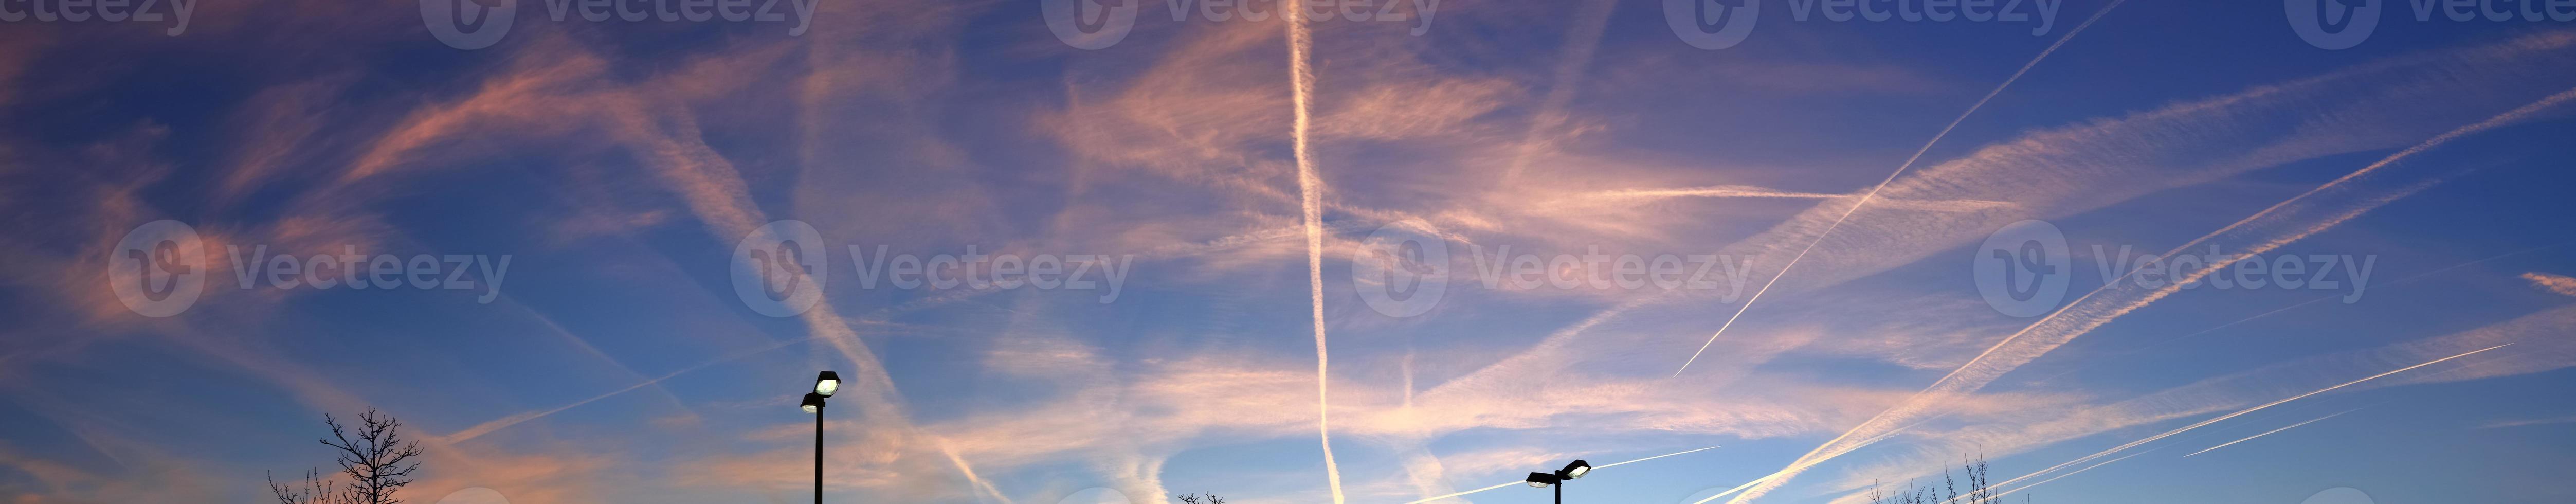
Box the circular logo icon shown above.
[732,220,829,317]
[1973,220,2070,318]
[1041,0,1138,50]
[2286,0,2379,50]
[109,220,207,318]
[433,488,510,504]
[1664,0,1760,50]
[2301,488,2374,504]
[1351,219,1449,318]
[1055,487,1134,504]
[421,0,517,50]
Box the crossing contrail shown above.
[1284,4,1343,502]
[1684,418,1940,504]
[434,335,816,445]
[1722,85,2576,503]
[1398,445,1725,503]
[1673,0,2133,377]
[1986,344,2509,492]
[1601,445,1726,469]
[1400,481,1520,504]
[939,439,1016,504]
[1981,448,2155,502]
[2185,409,2361,457]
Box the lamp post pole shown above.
[1527,459,1589,503]
[803,371,840,504]
[814,401,824,504]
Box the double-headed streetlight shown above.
[801,371,840,503]
[1523,459,1590,503]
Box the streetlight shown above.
[1524,459,1590,503]
[802,371,839,503]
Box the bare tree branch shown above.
[316,408,425,504]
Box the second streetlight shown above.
[1523,459,1590,503]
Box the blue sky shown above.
[4,0,2576,503]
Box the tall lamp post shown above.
[801,371,841,504]
[1523,459,1590,503]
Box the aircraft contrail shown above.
[1685,418,1940,504]
[1980,448,2155,502]
[1284,4,1343,502]
[2184,408,2361,457]
[939,439,1017,504]
[1601,445,1726,469]
[1721,85,2576,503]
[1986,344,2510,492]
[435,335,817,445]
[1673,0,2133,377]
[1496,0,1616,185]
[1400,481,1520,504]
[1398,445,1725,503]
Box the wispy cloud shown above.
[2523,272,2576,297]
[2478,413,2576,429]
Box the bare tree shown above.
[325,408,426,504]
[268,408,425,504]
[1867,455,2010,504]
[267,468,349,504]
[1175,492,1226,503]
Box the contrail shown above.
[1398,445,1725,503]
[2185,408,2361,457]
[1399,481,1520,504]
[1284,4,1343,502]
[1721,86,2576,503]
[1685,419,1938,504]
[939,439,1017,504]
[1601,445,1726,469]
[1568,186,2015,212]
[1987,344,2509,492]
[1496,0,1616,185]
[436,336,815,444]
[1673,0,2132,377]
[1979,448,2155,502]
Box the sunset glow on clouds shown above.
[4,1,2576,503]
